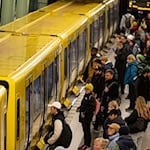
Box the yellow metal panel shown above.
[0,35,60,77]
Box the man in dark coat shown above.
[115,42,129,94]
[101,69,119,119]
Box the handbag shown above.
[128,117,146,133]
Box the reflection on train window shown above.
[78,32,85,61]
[48,63,53,100]
[84,29,88,56]
[25,83,33,147]
[70,40,77,71]
[90,24,94,48]
[93,19,99,47]
[34,76,41,120]
[64,48,68,79]
[99,14,104,48]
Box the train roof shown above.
[0,35,60,77]
[0,1,72,33]
[15,13,88,44]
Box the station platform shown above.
[64,37,150,150]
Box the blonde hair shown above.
[127,54,136,61]
[135,96,150,120]
[101,56,108,62]
[94,137,109,150]
[108,100,119,109]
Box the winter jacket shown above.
[124,61,138,84]
[108,133,120,150]
[78,93,96,122]
[113,135,137,150]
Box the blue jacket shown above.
[108,133,120,150]
[124,61,138,84]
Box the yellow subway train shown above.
[0,0,119,149]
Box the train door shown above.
[0,86,7,150]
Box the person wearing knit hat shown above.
[85,83,94,92]
[113,125,137,150]
[77,82,96,150]
[107,123,120,150]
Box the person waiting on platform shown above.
[35,101,72,150]
[113,125,137,150]
[125,96,150,150]
[124,54,138,111]
[93,137,109,150]
[107,123,120,150]
[83,47,99,82]
[76,83,96,150]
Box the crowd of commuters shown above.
[77,12,150,150]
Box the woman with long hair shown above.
[125,96,150,150]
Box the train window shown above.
[78,32,85,61]
[16,99,20,140]
[42,67,48,120]
[33,76,41,120]
[48,63,53,100]
[70,40,77,71]
[93,19,100,48]
[25,83,33,148]
[90,24,94,48]
[84,29,88,57]
[64,48,68,79]
[99,14,104,48]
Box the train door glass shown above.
[93,18,100,48]
[42,67,48,120]
[48,63,53,100]
[64,48,70,80]
[84,29,88,58]
[0,86,7,150]
[25,82,33,149]
[70,40,77,71]
[33,76,41,120]
[54,55,60,100]
[78,32,85,61]
[90,24,94,48]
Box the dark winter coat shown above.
[115,47,129,82]
[116,135,137,150]
[78,93,96,123]
[134,75,150,101]
[91,73,105,99]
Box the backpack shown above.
[125,15,132,28]
[55,121,72,148]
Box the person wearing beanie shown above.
[113,125,137,150]
[77,82,96,150]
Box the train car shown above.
[129,0,150,11]
[15,13,89,102]
[0,0,120,150]
[0,34,62,150]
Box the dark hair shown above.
[105,69,114,76]
[91,47,98,51]
[108,109,119,116]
